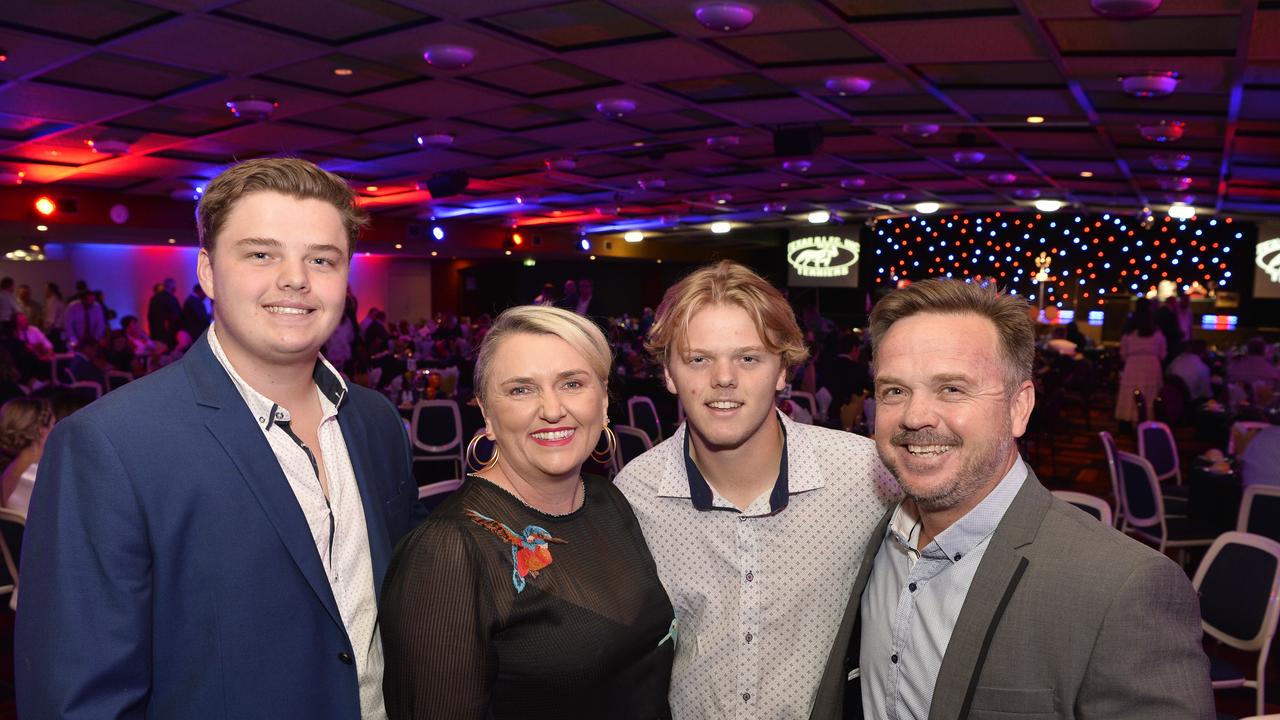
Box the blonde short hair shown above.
[473,305,613,401]
[869,278,1034,394]
[645,260,809,369]
[0,397,52,455]
[197,157,368,256]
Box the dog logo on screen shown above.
[788,236,860,278]
[1257,237,1280,284]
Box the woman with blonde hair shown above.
[0,397,54,514]
[380,305,674,719]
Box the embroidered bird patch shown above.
[465,509,568,592]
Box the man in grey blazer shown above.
[811,278,1213,720]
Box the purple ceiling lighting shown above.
[710,192,734,205]
[1150,152,1192,171]
[1012,188,1042,199]
[1090,0,1162,18]
[415,131,454,148]
[422,44,475,69]
[1157,176,1193,191]
[987,172,1018,184]
[882,191,907,202]
[595,98,637,119]
[903,123,941,138]
[1165,193,1195,205]
[1138,120,1184,142]
[825,76,872,96]
[840,177,867,189]
[545,157,577,171]
[782,159,812,173]
[694,2,757,32]
[636,176,666,190]
[225,95,278,120]
[762,201,788,213]
[953,150,985,165]
[706,134,741,149]
[1120,72,1179,97]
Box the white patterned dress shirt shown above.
[209,326,387,720]
[617,411,898,719]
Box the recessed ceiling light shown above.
[1120,72,1178,97]
[1079,170,1095,178]
[1150,152,1191,171]
[915,202,940,214]
[1026,115,1046,124]
[808,210,830,224]
[394,243,402,249]
[624,231,644,243]
[225,95,279,120]
[333,67,353,76]
[0,49,8,62]
[504,250,512,256]
[1138,120,1185,142]
[365,185,378,192]
[840,177,867,189]
[168,238,176,244]
[595,98,637,119]
[1090,0,1162,19]
[36,224,48,232]
[953,150,985,165]
[415,131,455,148]
[1168,203,1195,220]
[632,141,646,147]
[903,123,940,138]
[431,251,438,257]
[987,172,1017,184]
[694,2,757,31]
[825,76,872,96]
[1034,199,1064,212]
[711,221,731,234]
[422,44,476,69]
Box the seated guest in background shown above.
[1228,337,1280,387]
[14,314,53,361]
[16,157,421,720]
[617,260,897,718]
[104,330,136,374]
[67,339,108,387]
[1167,338,1212,404]
[812,278,1212,719]
[0,397,53,514]
[122,315,165,358]
[1240,425,1280,488]
[381,305,674,719]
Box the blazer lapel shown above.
[185,336,345,630]
[338,408,391,599]
[810,505,894,720]
[928,472,1053,720]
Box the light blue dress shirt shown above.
[860,457,1028,720]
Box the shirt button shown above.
[908,582,917,592]
[891,653,898,664]
[742,692,751,702]
[337,652,353,665]
[954,553,963,561]
[745,632,753,643]
[745,571,754,582]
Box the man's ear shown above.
[196,249,216,302]
[1009,380,1036,438]
[664,363,678,396]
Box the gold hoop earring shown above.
[466,431,499,472]
[591,425,617,464]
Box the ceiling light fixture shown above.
[1167,203,1195,220]
[0,49,7,62]
[711,221,731,234]
[808,210,830,224]
[710,192,733,205]
[365,185,378,192]
[825,76,872,96]
[1120,71,1179,97]
[1138,120,1185,142]
[546,157,577,171]
[1079,170,1095,178]
[1034,199,1064,212]
[1157,176,1193,191]
[422,44,476,69]
[1025,115,1045,124]
[415,130,455,148]
[987,172,1017,184]
[1090,0,1163,18]
[882,191,907,203]
[637,176,666,191]
[914,201,940,214]
[87,138,131,154]
[624,230,644,243]
[225,95,279,120]
[694,2,757,31]
[333,67,354,77]
[1013,188,1042,199]
[34,196,56,216]
[762,201,788,213]
[903,123,940,138]
[596,97,637,119]
[782,159,811,173]
[36,224,48,232]
[706,134,741,149]
[840,177,867,189]
[1150,152,1191,171]
[953,150,986,165]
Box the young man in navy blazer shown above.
[16,158,421,720]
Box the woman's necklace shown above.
[487,472,584,517]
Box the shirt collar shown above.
[207,324,348,431]
[677,409,791,516]
[886,455,1028,562]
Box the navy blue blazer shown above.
[15,333,421,719]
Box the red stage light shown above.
[34,196,56,216]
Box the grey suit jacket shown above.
[810,471,1214,720]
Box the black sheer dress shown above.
[380,474,674,719]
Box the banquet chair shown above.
[105,370,134,392]
[1192,531,1280,718]
[1137,420,1183,485]
[1098,431,1125,528]
[1237,485,1280,545]
[612,424,652,475]
[790,391,819,423]
[49,353,74,386]
[418,479,464,514]
[0,509,25,612]
[1051,490,1113,526]
[410,400,463,480]
[1115,450,1215,563]
[68,380,102,400]
[627,396,663,445]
